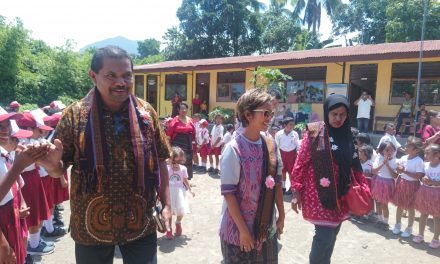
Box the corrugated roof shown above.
[134,40,440,73]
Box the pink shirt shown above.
[422,125,440,144]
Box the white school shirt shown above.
[397,155,424,181]
[361,159,374,176]
[356,99,373,119]
[377,134,402,149]
[211,124,224,148]
[373,155,397,179]
[223,131,232,146]
[0,147,14,205]
[197,127,210,146]
[424,162,440,187]
[274,129,299,152]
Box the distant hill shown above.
[80,36,139,55]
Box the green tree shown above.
[137,38,160,59]
[331,0,387,44]
[261,9,301,53]
[166,0,263,59]
[332,0,440,44]
[294,29,333,50]
[293,0,342,34]
[386,0,440,42]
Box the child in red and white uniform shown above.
[44,112,69,227]
[209,114,224,174]
[0,108,38,264]
[413,144,440,248]
[358,144,377,218]
[392,137,424,238]
[196,119,210,174]
[192,113,201,171]
[372,141,398,230]
[275,117,299,195]
[17,110,56,256]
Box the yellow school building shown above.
[133,40,440,130]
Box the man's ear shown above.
[88,70,97,85]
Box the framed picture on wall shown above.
[326,83,348,97]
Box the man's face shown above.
[89,57,133,108]
[362,92,368,100]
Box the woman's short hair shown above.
[236,89,272,128]
[425,143,440,153]
[428,110,439,119]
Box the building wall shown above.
[134,57,440,123]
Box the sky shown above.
[2,0,336,51]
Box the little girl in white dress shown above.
[166,146,195,239]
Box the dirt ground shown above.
[38,171,440,264]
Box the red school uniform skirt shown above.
[200,144,210,159]
[280,149,297,175]
[41,175,55,209]
[21,169,51,227]
[0,184,26,264]
[52,172,70,204]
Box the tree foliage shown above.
[293,0,342,34]
[137,38,160,58]
[332,0,440,45]
[0,19,92,107]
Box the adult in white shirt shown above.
[274,117,299,194]
[354,91,375,133]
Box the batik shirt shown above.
[56,98,170,245]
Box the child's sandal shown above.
[429,239,440,249]
[412,235,424,244]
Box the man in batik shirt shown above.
[39,46,171,264]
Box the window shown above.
[281,67,326,103]
[217,71,246,102]
[165,74,187,100]
[390,62,440,105]
[134,75,144,99]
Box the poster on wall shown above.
[326,83,348,97]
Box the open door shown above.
[349,64,378,130]
[147,75,158,111]
[195,73,210,115]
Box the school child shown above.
[0,111,41,264]
[166,147,195,240]
[192,113,202,171]
[222,124,234,147]
[16,111,55,256]
[377,123,405,154]
[219,89,284,263]
[200,100,208,116]
[358,145,377,219]
[413,144,440,248]
[275,117,299,195]
[392,137,424,237]
[196,119,210,174]
[209,114,224,174]
[372,141,398,230]
[269,125,279,140]
[43,112,68,227]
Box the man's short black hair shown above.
[90,46,133,73]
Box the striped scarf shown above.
[77,88,160,194]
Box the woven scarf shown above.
[253,135,277,242]
[77,88,160,194]
[308,121,339,210]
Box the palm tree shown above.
[292,0,342,33]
